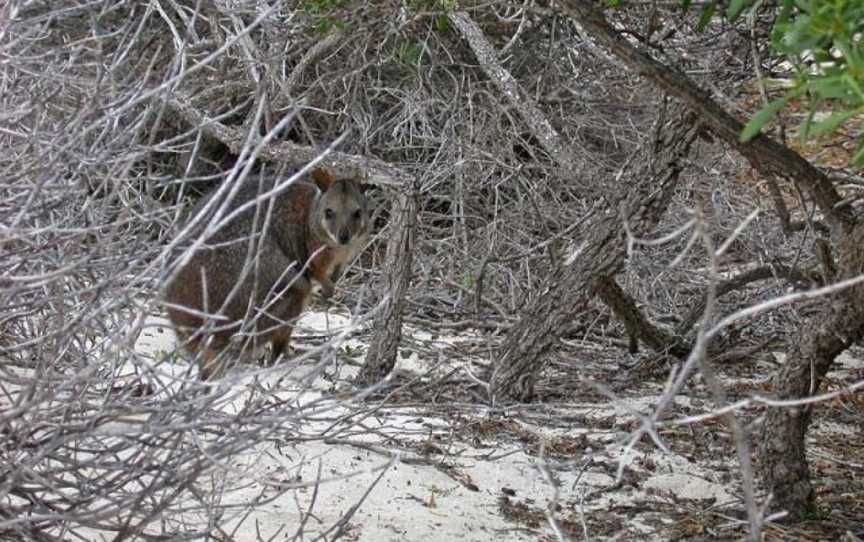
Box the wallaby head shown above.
[310,168,368,247]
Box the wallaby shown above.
[164,168,369,380]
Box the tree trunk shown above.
[556,1,864,518]
[557,0,848,227]
[760,224,864,517]
[356,190,417,386]
[490,108,700,403]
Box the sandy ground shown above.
[60,308,863,541]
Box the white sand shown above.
[95,309,746,541]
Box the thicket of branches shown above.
[1,1,862,540]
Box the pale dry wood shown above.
[490,107,701,403]
[357,191,418,386]
[449,11,576,172]
[167,97,407,187]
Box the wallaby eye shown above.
[325,209,335,220]
[353,209,362,220]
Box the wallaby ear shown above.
[311,168,335,191]
[342,178,370,197]
[341,171,367,193]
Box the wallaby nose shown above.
[338,230,350,245]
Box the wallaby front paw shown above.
[295,274,312,293]
[320,281,335,299]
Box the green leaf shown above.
[800,104,816,141]
[740,97,788,142]
[681,0,693,12]
[807,77,852,99]
[727,0,749,20]
[844,73,864,101]
[808,109,859,137]
[853,141,864,168]
[776,0,795,24]
[696,1,716,32]
[395,41,423,67]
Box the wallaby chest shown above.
[306,240,358,284]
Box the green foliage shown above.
[727,0,750,19]
[303,0,343,15]
[679,0,864,165]
[406,0,455,33]
[459,272,476,289]
[696,1,716,31]
[341,344,363,358]
[799,501,831,520]
[808,108,860,136]
[304,0,346,34]
[677,0,717,29]
[312,17,345,34]
[156,350,183,364]
[740,96,791,141]
[395,41,424,68]
[729,0,864,165]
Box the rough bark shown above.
[760,224,864,517]
[595,277,689,357]
[356,190,418,386]
[490,108,701,403]
[557,0,850,228]
[556,1,864,517]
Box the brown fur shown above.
[164,168,369,380]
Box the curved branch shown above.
[556,0,852,230]
[449,11,576,172]
[675,263,818,337]
[166,96,408,188]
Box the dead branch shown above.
[556,0,851,229]
[595,276,689,356]
[357,191,418,385]
[449,11,576,172]
[490,106,701,403]
[675,263,818,337]
[166,96,407,187]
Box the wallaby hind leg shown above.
[268,326,293,366]
[266,282,309,366]
[198,336,232,381]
